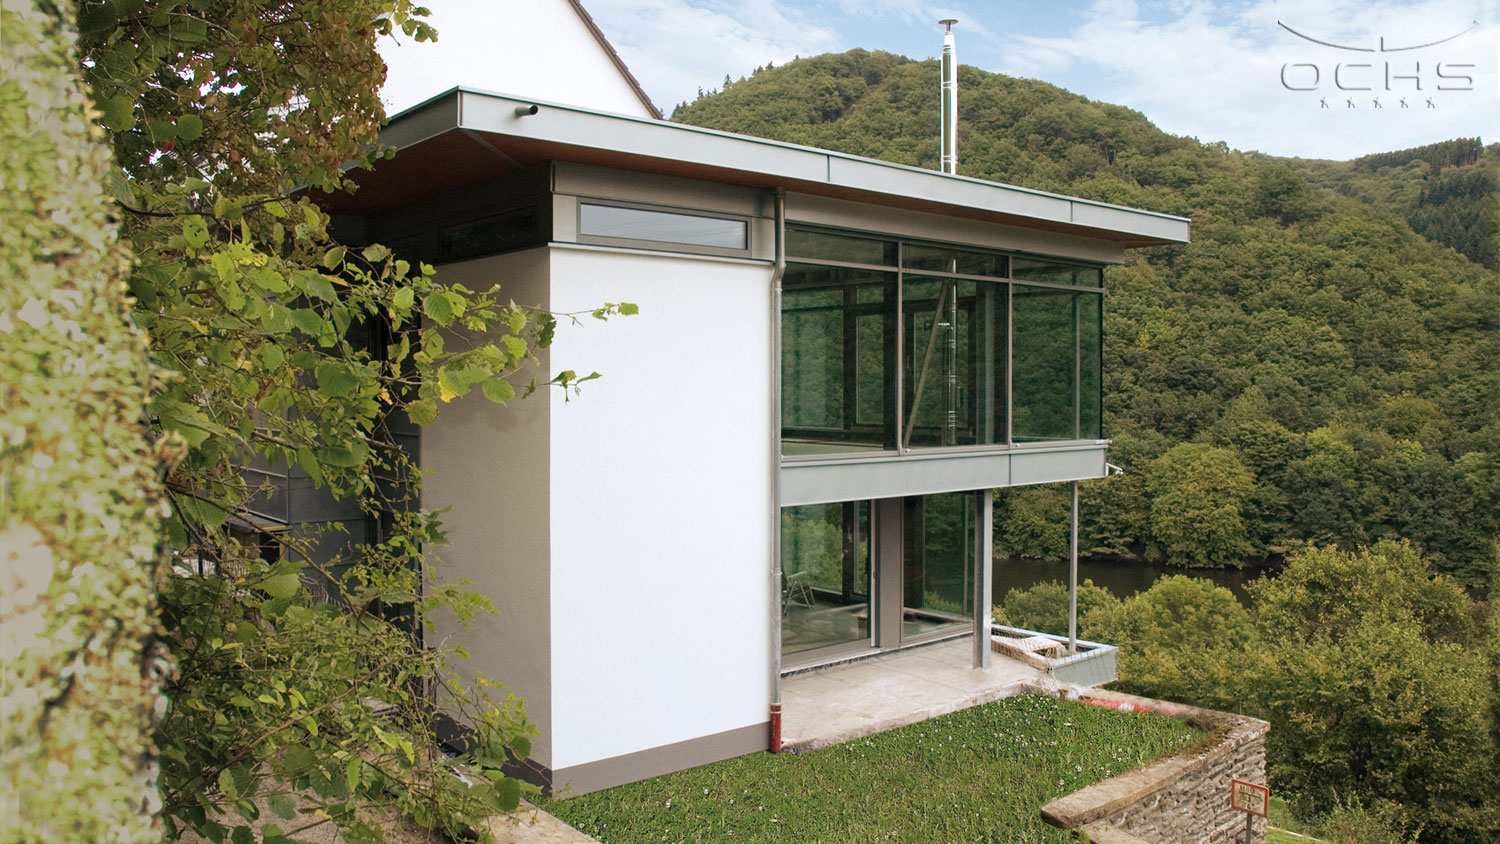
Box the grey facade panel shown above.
[1071,201,1193,244]
[827,156,1073,226]
[1010,446,1108,486]
[380,90,462,151]
[553,162,774,219]
[785,193,1128,265]
[780,445,1108,506]
[548,721,769,797]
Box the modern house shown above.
[302,1,1190,797]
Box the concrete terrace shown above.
[780,637,1045,753]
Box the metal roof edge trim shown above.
[379,87,1190,243]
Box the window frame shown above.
[576,198,753,258]
[780,224,1107,462]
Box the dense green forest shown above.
[1274,138,1500,270]
[674,51,1500,586]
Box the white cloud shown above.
[584,0,841,108]
[1000,0,1500,159]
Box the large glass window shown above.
[1079,292,1102,440]
[903,244,1008,278]
[901,276,1006,448]
[781,264,895,454]
[780,228,1104,454]
[1012,286,1103,442]
[781,502,871,657]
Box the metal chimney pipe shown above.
[940,19,958,174]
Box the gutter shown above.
[768,187,786,753]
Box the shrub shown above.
[993,578,1118,637]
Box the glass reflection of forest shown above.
[781,502,870,656]
[902,493,975,638]
[780,494,978,656]
[781,231,1103,455]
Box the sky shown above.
[380,0,1499,161]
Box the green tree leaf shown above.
[175,114,203,141]
[423,291,455,325]
[260,573,301,600]
[267,792,295,820]
[481,378,515,404]
[314,361,359,397]
[218,768,239,801]
[293,270,338,302]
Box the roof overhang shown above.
[319,88,1190,249]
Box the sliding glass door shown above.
[901,493,976,640]
[781,492,981,666]
[780,502,872,660]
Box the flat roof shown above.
[322,88,1190,248]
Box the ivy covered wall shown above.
[1,3,167,841]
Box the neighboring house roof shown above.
[566,0,663,120]
[328,89,1190,248]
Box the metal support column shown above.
[1068,480,1079,654]
[972,489,994,669]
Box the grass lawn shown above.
[543,695,1206,844]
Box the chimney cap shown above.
[939,18,957,30]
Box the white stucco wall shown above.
[379,0,656,118]
[545,246,773,770]
[421,249,557,768]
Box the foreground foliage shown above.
[1,3,165,840]
[999,542,1500,843]
[43,1,629,840]
[677,52,1499,584]
[545,696,1202,844]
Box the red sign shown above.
[1230,779,1270,817]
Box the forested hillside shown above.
[675,52,1500,585]
[1274,138,1500,270]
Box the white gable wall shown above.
[546,246,773,773]
[379,0,655,119]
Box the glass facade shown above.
[781,502,871,657]
[901,276,1006,448]
[779,492,981,665]
[901,493,975,639]
[781,228,1104,455]
[1012,287,1103,441]
[781,265,896,454]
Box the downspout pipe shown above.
[769,188,786,753]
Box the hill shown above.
[675,51,1500,583]
[1271,138,1500,270]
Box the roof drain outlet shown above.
[940,19,958,175]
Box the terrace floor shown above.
[780,636,1045,752]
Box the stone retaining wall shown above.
[1038,688,1270,844]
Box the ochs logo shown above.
[1278,20,1478,107]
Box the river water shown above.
[991,556,1277,606]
